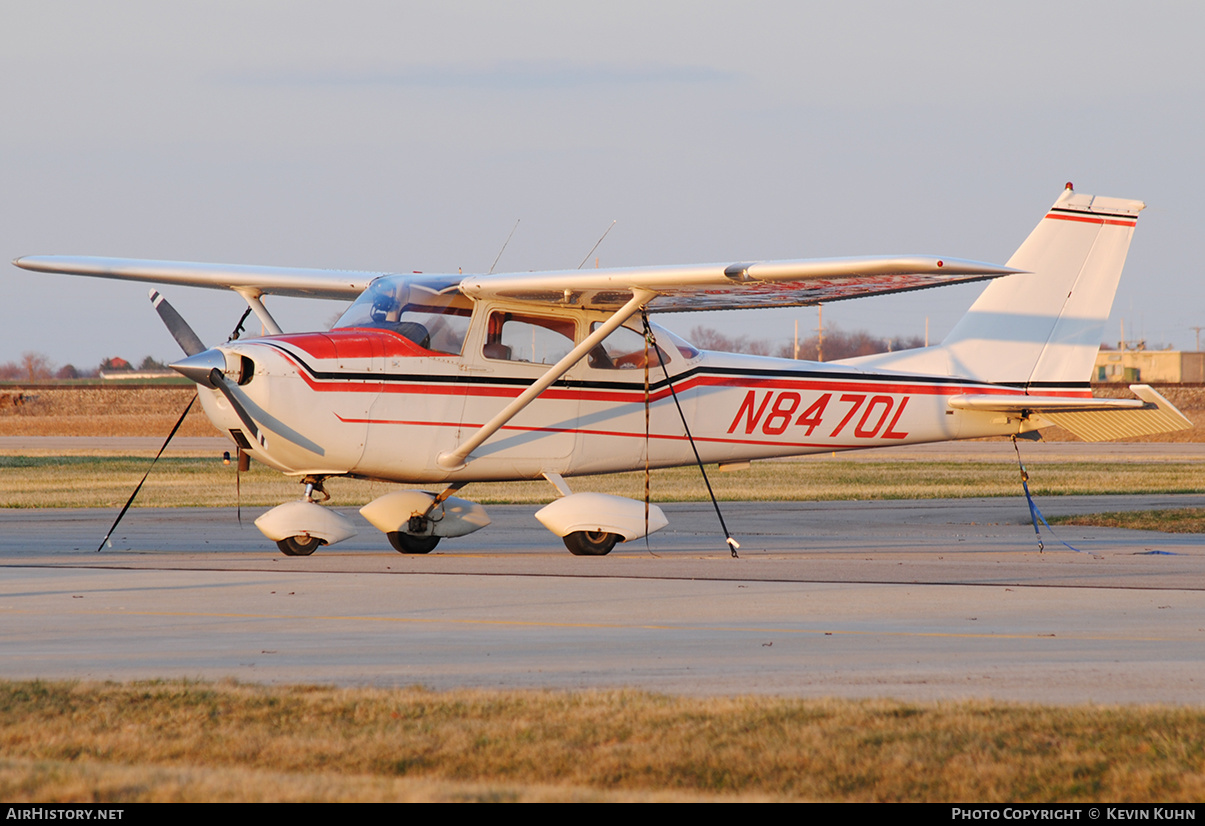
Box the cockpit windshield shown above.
[333,274,472,355]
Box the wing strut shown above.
[437,289,656,470]
[233,288,283,336]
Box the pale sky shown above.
[2,1,1202,367]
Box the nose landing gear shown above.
[254,476,359,556]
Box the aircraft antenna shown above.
[578,220,617,269]
[489,219,520,274]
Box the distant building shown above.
[99,369,179,381]
[99,356,132,371]
[1094,349,1205,383]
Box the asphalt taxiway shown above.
[3,496,1204,703]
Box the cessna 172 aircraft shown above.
[14,185,1191,556]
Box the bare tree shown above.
[687,326,773,356]
[139,355,169,371]
[687,324,924,361]
[786,329,925,361]
[20,352,55,381]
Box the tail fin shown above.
[847,186,1144,390]
[943,185,1144,389]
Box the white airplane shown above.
[14,185,1191,556]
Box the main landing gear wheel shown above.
[276,535,324,556]
[563,530,620,556]
[387,532,440,554]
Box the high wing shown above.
[461,256,1022,312]
[13,255,379,299]
[15,254,1021,310]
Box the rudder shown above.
[941,184,1145,390]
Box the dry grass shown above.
[1,681,1203,803]
[1,455,1202,509]
[0,757,699,803]
[1050,508,1205,534]
[0,386,218,438]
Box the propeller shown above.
[150,289,205,356]
[97,290,258,551]
[207,366,267,448]
[154,290,264,521]
[153,288,268,449]
[166,352,266,449]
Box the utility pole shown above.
[817,304,824,362]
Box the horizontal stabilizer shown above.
[949,385,1192,442]
[947,395,1145,413]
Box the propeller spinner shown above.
[151,289,268,448]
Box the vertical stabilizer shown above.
[942,186,1144,388]
[844,186,1144,391]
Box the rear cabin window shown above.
[587,323,670,370]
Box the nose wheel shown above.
[275,477,332,555]
[255,477,359,556]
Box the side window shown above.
[588,323,670,370]
[484,312,576,365]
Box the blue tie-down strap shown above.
[1019,474,1083,553]
[1011,435,1082,553]
[1011,437,1177,556]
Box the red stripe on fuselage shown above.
[258,341,1091,403]
[276,362,1090,406]
[333,413,857,451]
